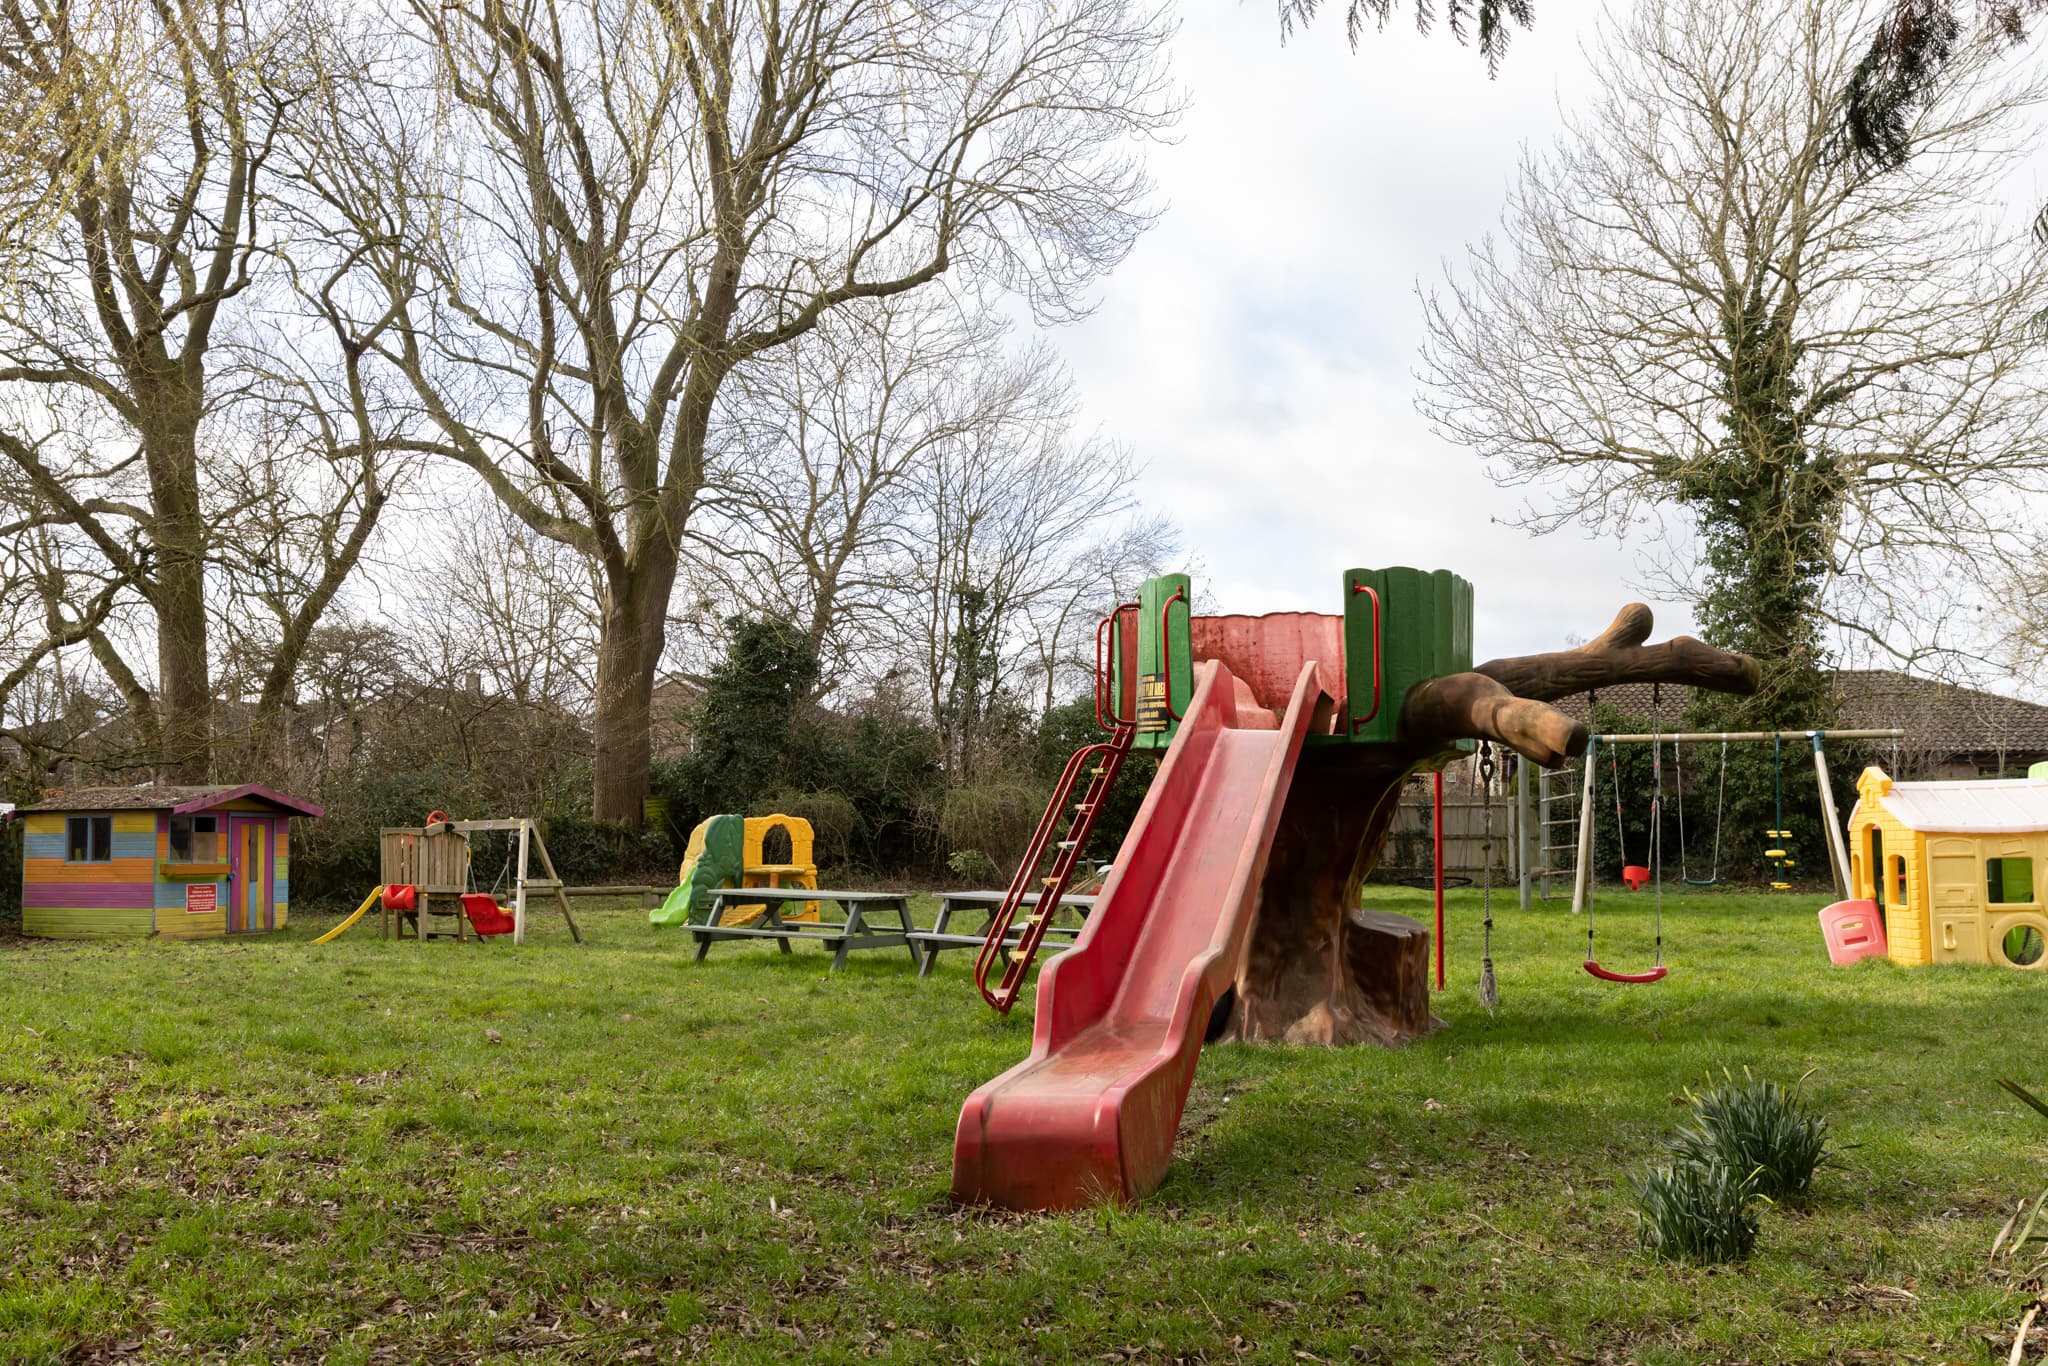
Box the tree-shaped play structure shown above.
[957,569,1757,1210]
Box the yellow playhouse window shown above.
[1868,828,1885,905]
[65,815,111,863]
[1987,856,2036,905]
[168,814,220,863]
[1892,855,1910,908]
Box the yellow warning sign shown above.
[1137,673,1169,732]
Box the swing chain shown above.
[1478,742,1498,1013]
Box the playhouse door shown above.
[229,818,273,933]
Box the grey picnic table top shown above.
[905,890,1098,980]
[694,886,920,971]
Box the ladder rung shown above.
[1008,947,1032,963]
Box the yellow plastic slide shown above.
[314,887,384,944]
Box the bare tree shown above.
[295,0,1177,824]
[902,351,1166,781]
[691,294,1004,694]
[1420,0,2048,720]
[0,0,297,777]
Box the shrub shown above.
[758,790,860,868]
[946,849,1003,887]
[1628,1157,1762,1263]
[1668,1071,1832,1203]
[536,815,675,884]
[939,782,1045,869]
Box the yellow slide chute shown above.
[314,887,384,945]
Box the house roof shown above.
[1548,669,2048,758]
[22,783,324,818]
[1863,775,2048,835]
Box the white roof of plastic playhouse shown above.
[1866,776,2048,834]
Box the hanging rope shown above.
[1677,735,1728,886]
[1479,741,1498,1013]
[1767,734,1792,889]
[1609,739,1628,872]
[1583,686,1668,984]
[1650,684,1665,965]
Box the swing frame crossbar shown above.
[1586,729,1905,745]
[1568,728,1904,915]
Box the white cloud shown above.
[1048,2,1705,658]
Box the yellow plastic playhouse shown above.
[652,812,820,927]
[1845,766,2048,969]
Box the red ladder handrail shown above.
[976,601,1142,1012]
[1348,580,1383,732]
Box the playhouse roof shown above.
[1866,777,2048,835]
[21,783,324,818]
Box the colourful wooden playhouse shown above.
[1845,766,2048,969]
[18,785,323,940]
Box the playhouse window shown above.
[65,815,111,863]
[1868,828,1885,904]
[168,814,219,864]
[1987,857,2036,905]
[1892,855,1910,908]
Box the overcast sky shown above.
[1050,3,1685,660]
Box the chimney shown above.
[466,671,483,699]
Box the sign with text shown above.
[186,883,217,914]
[1136,673,1169,733]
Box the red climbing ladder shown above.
[974,604,1138,1013]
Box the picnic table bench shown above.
[694,887,918,971]
[906,890,1096,980]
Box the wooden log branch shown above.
[1396,673,1584,767]
[1472,603,1760,703]
[1393,603,1759,767]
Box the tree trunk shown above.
[591,543,679,826]
[1231,747,1443,1046]
[1224,605,1757,1047]
[146,418,213,783]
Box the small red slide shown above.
[951,659,1325,1211]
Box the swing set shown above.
[1567,693,1903,986]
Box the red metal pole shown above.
[1432,770,1445,991]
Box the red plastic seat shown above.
[459,893,516,937]
[1621,864,1651,891]
[1818,899,1887,966]
[382,884,417,912]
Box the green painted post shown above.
[1342,567,1473,746]
[1129,573,1192,752]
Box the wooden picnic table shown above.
[906,890,1096,980]
[694,887,919,971]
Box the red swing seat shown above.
[1583,959,1668,984]
[459,893,516,937]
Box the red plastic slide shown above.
[951,658,1326,1211]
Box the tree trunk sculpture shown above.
[1227,604,1757,1047]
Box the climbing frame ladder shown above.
[975,605,1138,1013]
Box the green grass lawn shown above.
[2,886,2045,1363]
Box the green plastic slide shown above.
[650,813,745,926]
